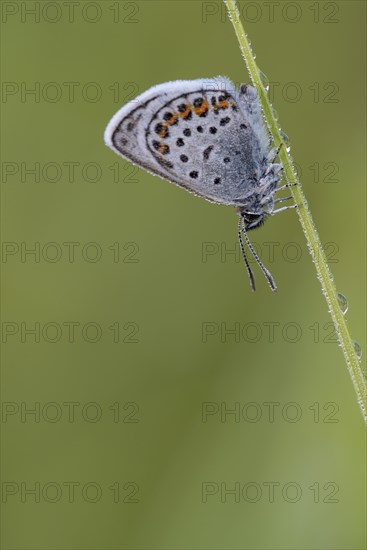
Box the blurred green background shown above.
[1,1,366,548]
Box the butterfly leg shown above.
[276,182,297,192]
[260,194,293,206]
[271,204,299,215]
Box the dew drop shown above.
[272,107,279,120]
[353,341,362,360]
[280,130,290,144]
[259,70,268,87]
[337,292,348,314]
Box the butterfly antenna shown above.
[241,217,277,292]
[238,217,256,292]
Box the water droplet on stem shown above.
[337,292,348,314]
[353,341,362,360]
[259,70,269,88]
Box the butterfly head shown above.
[239,209,267,231]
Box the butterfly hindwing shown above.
[104,77,270,205]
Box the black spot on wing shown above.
[203,146,214,160]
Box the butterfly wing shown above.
[104,77,270,206]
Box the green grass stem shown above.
[224,0,366,424]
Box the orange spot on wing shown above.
[166,113,179,126]
[179,105,192,119]
[193,99,209,116]
[159,143,169,154]
[214,100,230,111]
[159,126,169,138]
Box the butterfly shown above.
[104,77,296,291]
